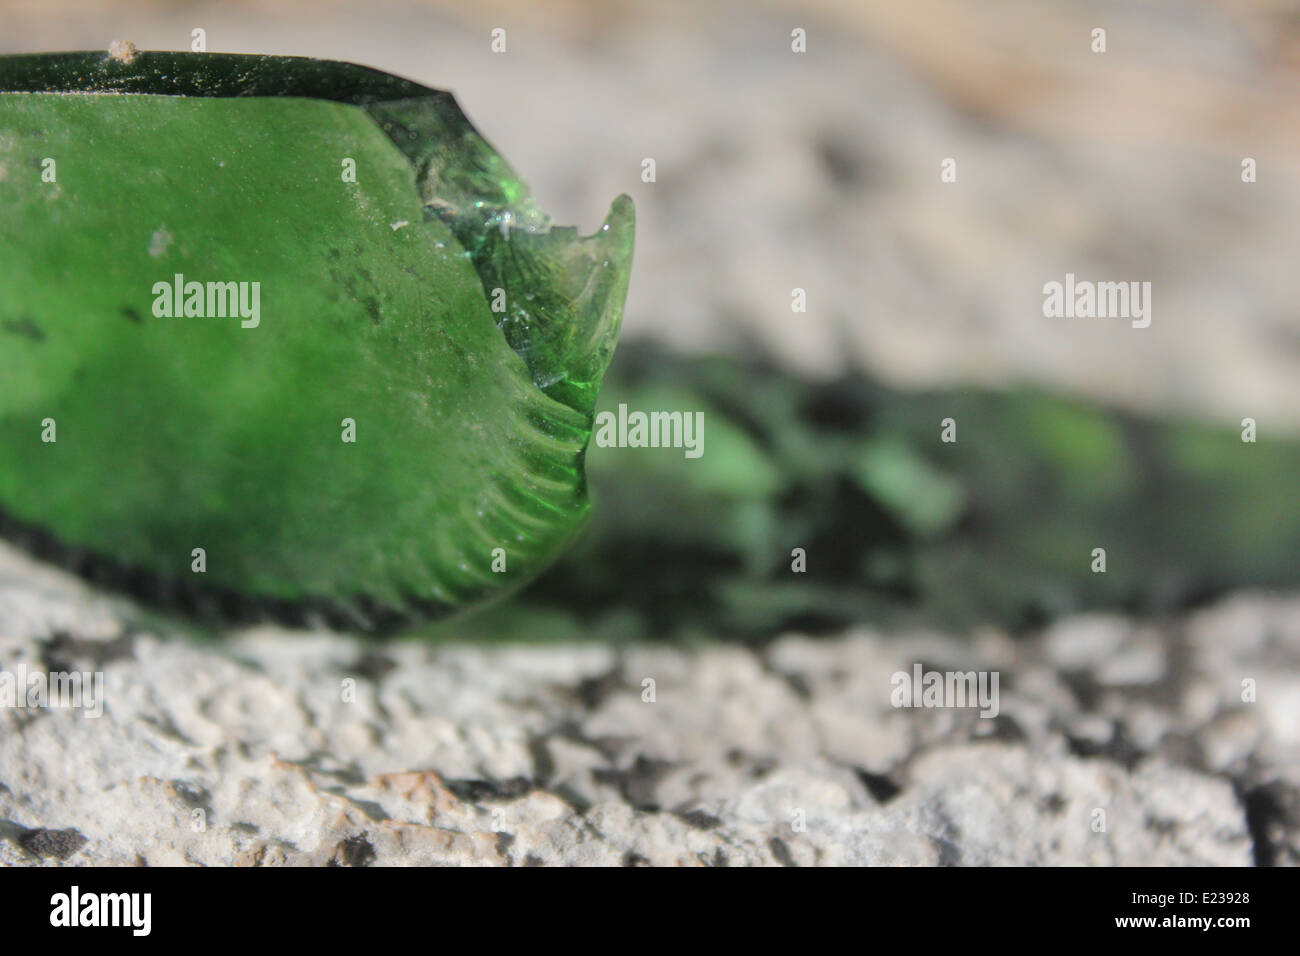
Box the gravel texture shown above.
[2,541,1294,866]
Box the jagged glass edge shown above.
[0,51,634,416]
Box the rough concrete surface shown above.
[1,542,1294,866]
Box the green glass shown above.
[0,52,634,630]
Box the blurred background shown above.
[4,0,1300,424]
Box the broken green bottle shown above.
[0,51,635,631]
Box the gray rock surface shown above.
[1,541,1293,866]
